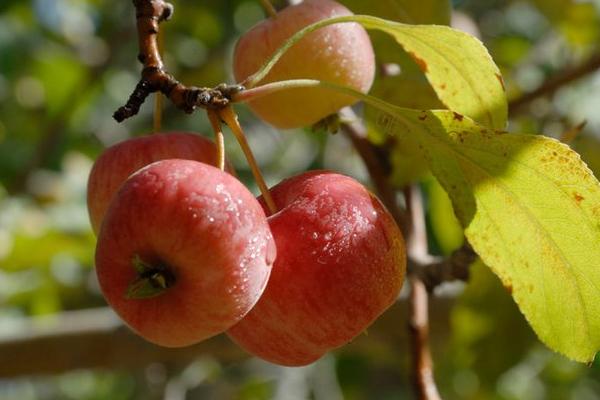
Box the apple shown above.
[227,171,406,366]
[233,0,376,129]
[87,132,232,234]
[95,159,275,347]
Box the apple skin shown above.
[95,159,275,347]
[227,171,406,366]
[233,0,376,129]
[87,132,232,234]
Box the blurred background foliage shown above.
[0,0,599,399]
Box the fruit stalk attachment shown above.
[153,29,164,132]
[207,110,226,171]
[153,92,163,132]
[259,0,278,18]
[219,106,277,215]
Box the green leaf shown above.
[424,176,464,256]
[245,15,507,129]
[371,102,600,362]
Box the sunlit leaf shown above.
[370,101,600,362]
[355,18,507,129]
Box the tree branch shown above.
[509,52,600,114]
[405,185,442,400]
[0,308,243,378]
[113,0,243,122]
[409,277,441,400]
[408,243,476,292]
[0,301,455,378]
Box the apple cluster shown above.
[89,0,406,367]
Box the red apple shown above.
[95,159,275,347]
[227,171,406,366]
[233,0,376,129]
[87,132,232,234]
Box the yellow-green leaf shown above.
[356,17,507,129]
[424,176,464,255]
[370,101,600,362]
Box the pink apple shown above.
[227,171,406,366]
[95,159,275,347]
[233,0,376,129]
[87,132,232,234]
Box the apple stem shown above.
[153,93,163,132]
[126,255,176,299]
[207,109,226,171]
[153,29,164,133]
[259,0,278,18]
[219,106,278,215]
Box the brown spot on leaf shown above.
[453,112,464,121]
[495,73,505,91]
[419,113,427,121]
[440,83,447,90]
[574,193,584,203]
[505,283,513,295]
[408,52,428,73]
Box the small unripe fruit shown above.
[87,132,231,234]
[227,171,405,366]
[233,0,376,129]
[95,159,275,347]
